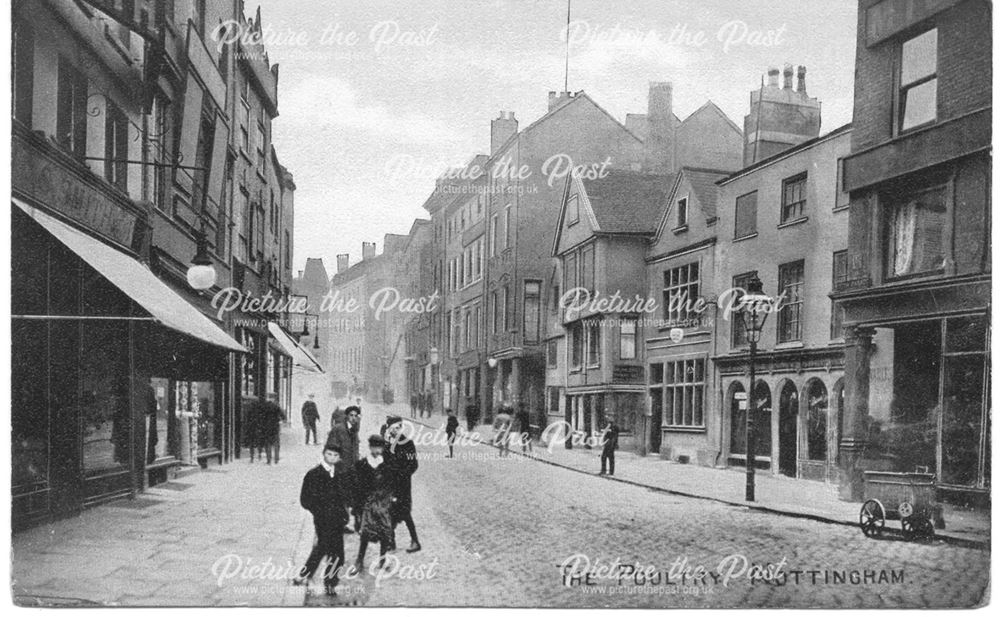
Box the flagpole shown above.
[564,0,571,92]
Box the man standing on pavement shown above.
[424,390,434,418]
[384,416,421,553]
[261,396,286,464]
[599,413,620,476]
[294,443,349,597]
[410,392,419,418]
[301,394,320,445]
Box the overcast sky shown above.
[250,0,858,276]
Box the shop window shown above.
[899,28,937,132]
[884,185,947,279]
[619,319,636,359]
[777,260,805,343]
[12,320,48,491]
[806,380,829,461]
[734,191,757,238]
[729,383,747,455]
[781,173,807,223]
[663,262,700,327]
[660,358,706,428]
[941,315,988,487]
[81,322,131,473]
[56,56,88,159]
[754,381,773,457]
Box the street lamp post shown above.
[738,274,771,502]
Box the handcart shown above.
[858,470,936,540]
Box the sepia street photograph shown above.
[5,0,993,609]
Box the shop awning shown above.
[14,198,246,353]
[267,322,324,373]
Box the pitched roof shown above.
[678,167,732,220]
[581,169,675,234]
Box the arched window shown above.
[807,379,829,461]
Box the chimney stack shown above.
[361,242,376,260]
[547,90,575,111]
[796,65,807,94]
[336,254,350,274]
[767,67,780,88]
[491,111,518,154]
[783,64,794,89]
[643,81,675,174]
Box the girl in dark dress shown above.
[352,434,394,572]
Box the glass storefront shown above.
[863,315,990,488]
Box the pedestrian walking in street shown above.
[294,443,350,596]
[424,390,434,418]
[515,402,533,454]
[443,409,459,458]
[258,397,286,464]
[410,392,419,418]
[384,416,421,553]
[599,414,620,476]
[493,407,513,458]
[327,405,361,533]
[464,397,480,432]
[352,434,395,573]
[301,394,320,445]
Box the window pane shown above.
[946,315,988,353]
[735,191,757,238]
[887,187,946,277]
[942,355,986,486]
[901,29,937,85]
[901,79,937,130]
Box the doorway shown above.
[778,381,798,477]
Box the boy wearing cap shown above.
[295,443,349,596]
[384,416,421,553]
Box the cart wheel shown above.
[900,516,916,540]
[859,499,885,538]
[903,515,935,541]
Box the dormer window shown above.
[899,28,938,132]
[676,197,688,228]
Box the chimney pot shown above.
[783,64,794,89]
[796,65,807,94]
[767,67,780,88]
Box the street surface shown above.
[11,403,990,608]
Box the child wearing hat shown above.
[352,434,395,572]
[295,443,349,596]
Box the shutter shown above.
[176,73,204,192]
[206,118,230,216]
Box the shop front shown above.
[12,198,245,529]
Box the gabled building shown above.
[644,167,732,461]
[551,170,673,450]
[835,0,991,503]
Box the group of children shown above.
[295,415,420,597]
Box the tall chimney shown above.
[361,242,376,260]
[783,64,794,89]
[796,65,807,94]
[336,254,349,274]
[643,81,675,174]
[491,111,518,154]
[767,67,780,88]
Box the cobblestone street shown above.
[11,404,991,608]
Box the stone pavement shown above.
[393,406,990,548]
[12,422,321,606]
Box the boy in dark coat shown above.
[384,416,421,553]
[352,434,395,572]
[295,443,349,596]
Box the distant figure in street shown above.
[493,407,513,458]
[599,414,620,476]
[294,443,349,596]
[301,394,320,445]
[352,434,395,573]
[443,409,459,458]
[259,397,286,464]
[424,390,434,418]
[410,392,419,418]
[515,403,533,454]
[464,398,480,432]
[384,416,421,553]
